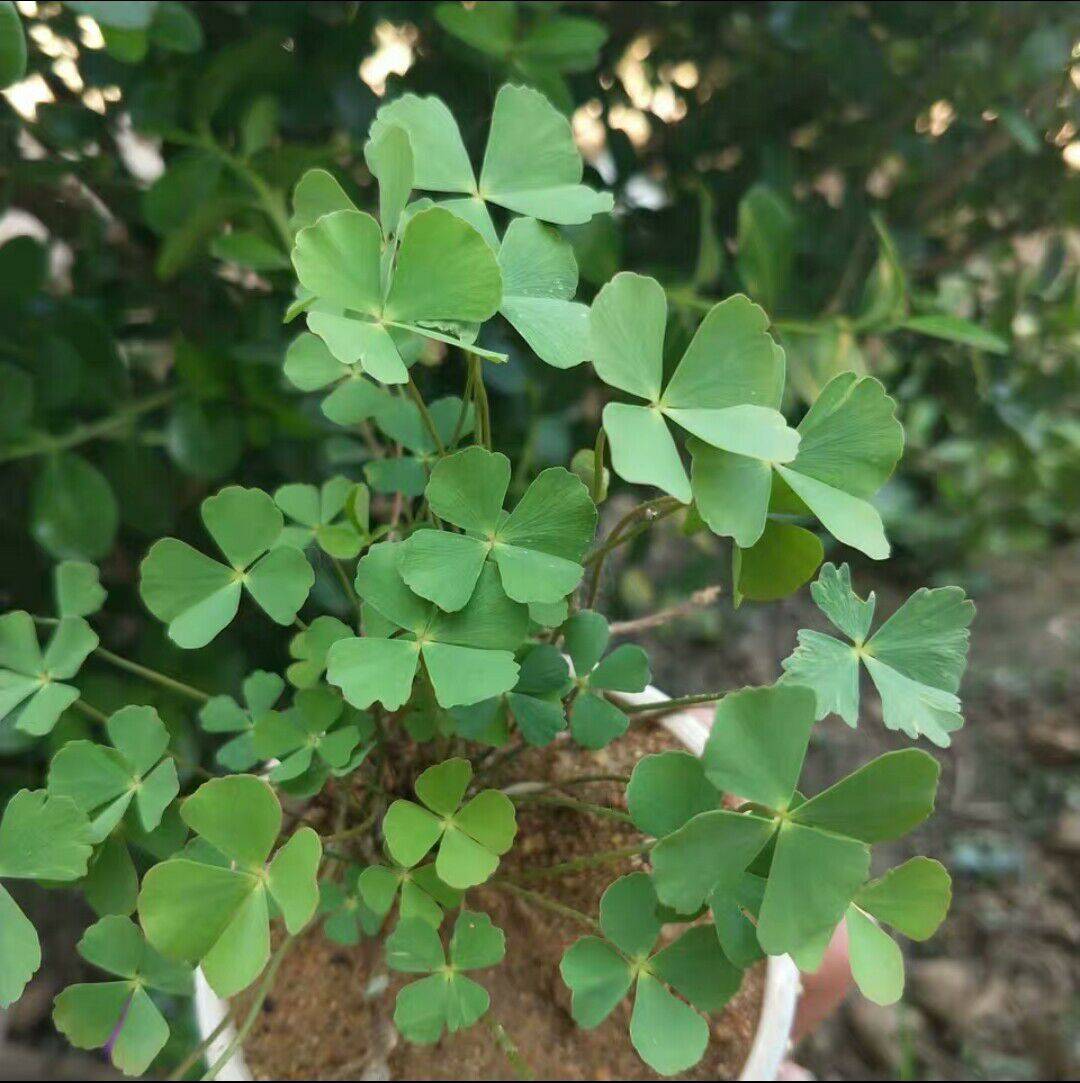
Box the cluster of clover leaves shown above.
[0,82,976,1079]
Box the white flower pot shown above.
[193,683,802,1081]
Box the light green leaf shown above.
[602,403,690,502]
[733,521,823,605]
[590,272,666,401]
[385,206,502,325]
[650,810,775,914]
[626,751,720,838]
[756,821,869,956]
[365,123,413,236]
[902,314,1008,354]
[292,209,382,315]
[0,613,97,736]
[736,185,793,312]
[846,904,905,1006]
[0,789,93,880]
[266,827,322,933]
[327,636,420,711]
[498,217,588,368]
[31,453,119,562]
[290,168,358,232]
[180,775,280,868]
[479,84,612,222]
[570,691,629,750]
[856,857,951,941]
[650,924,742,1013]
[702,684,816,810]
[449,909,505,969]
[55,561,106,618]
[791,749,940,843]
[0,882,38,1008]
[370,94,475,194]
[599,872,661,958]
[782,562,974,744]
[383,800,443,869]
[559,937,632,1028]
[630,972,709,1077]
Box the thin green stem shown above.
[168,1005,236,1080]
[201,935,294,1081]
[331,557,361,617]
[406,374,446,456]
[583,497,682,608]
[510,792,633,824]
[73,698,108,725]
[484,1016,534,1081]
[620,690,726,715]
[0,390,175,464]
[470,355,492,448]
[510,843,653,883]
[451,360,476,447]
[487,880,598,931]
[93,645,211,704]
[592,427,607,502]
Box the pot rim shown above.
[192,682,801,1082]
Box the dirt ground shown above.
[1,541,1076,1081]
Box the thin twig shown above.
[168,1005,237,1080]
[487,880,599,931]
[608,585,723,636]
[201,936,295,1081]
[510,792,633,824]
[508,843,652,883]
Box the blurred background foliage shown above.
[0,0,1077,776]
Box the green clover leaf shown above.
[198,669,285,772]
[435,4,606,113]
[0,790,93,1006]
[292,204,504,384]
[139,486,314,649]
[692,371,903,558]
[399,446,597,611]
[48,704,179,842]
[253,685,365,785]
[137,776,322,997]
[365,392,474,498]
[625,750,764,967]
[497,217,589,369]
[318,866,386,945]
[370,83,612,245]
[781,562,975,745]
[53,915,193,1076]
[327,542,528,710]
[450,643,570,748]
[590,274,799,507]
[357,860,462,929]
[649,684,941,963]
[54,560,106,618]
[731,519,824,606]
[563,609,650,749]
[845,857,952,1006]
[274,477,366,559]
[560,873,741,1076]
[82,808,188,920]
[386,910,506,1043]
[382,758,517,890]
[287,616,353,689]
[0,611,98,736]
[284,331,392,426]
[364,122,413,238]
